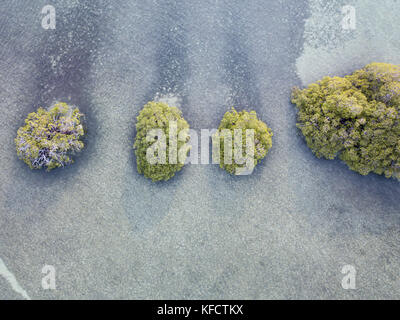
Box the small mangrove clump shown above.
[214,108,273,175]
[292,62,400,179]
[15,102,85,171]
[133,101,190,182]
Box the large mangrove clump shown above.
[292,62,400,179]
[15,102,85,171]
[133,101,190,182]
[214,108,273,175]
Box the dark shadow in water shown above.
[221,25,262,112]
[4,1,109,215]
[292,147,400,237]
[123,0,191,233]
[151,0,190,98]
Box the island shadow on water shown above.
[5,2,107,215]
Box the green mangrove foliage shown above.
[133,101,190,182]
[292,62,400,179]
[214,108,273,175]
[15,102,85,171]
